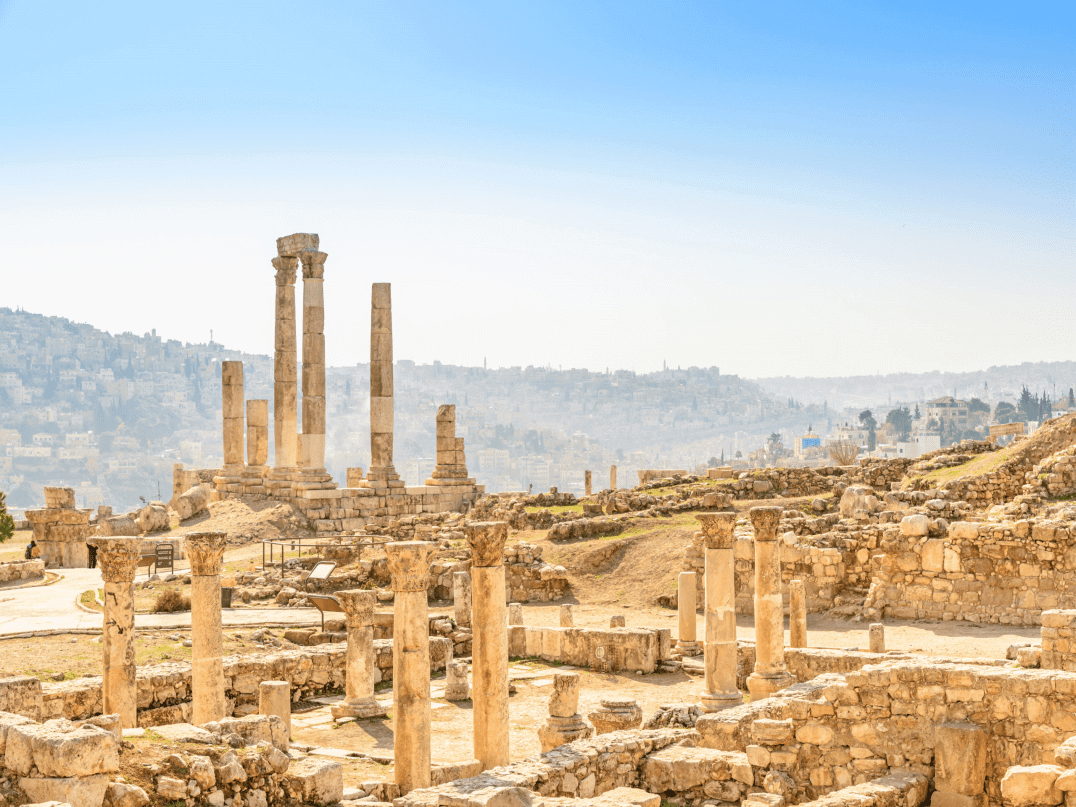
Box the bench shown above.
[136,554,156,577]
[306,593,345,631]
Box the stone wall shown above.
[683,523,876,614]
[144,727,342,807]
[509,625,671,673]
[0,559,44,583]
[397,729,686,805]
[19,641,450,726]
[864,516,1076,625]
[0,711,121,807]
[1041,609,1076,671]
[697,660,1076,805]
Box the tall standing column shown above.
[746,507,795,700]
[89,537,142,729]
[221,361,244,467]
[584,470,592,496]
[272,255,299,469]
[331,589,387,719]
[186,531,227,724]
[368,283,398,483]
[675,571,699,655]
[386,542,434,793]
[697,513,742,711]
[299,249,328,471]
[466,521,509,771]
[610,465,617,490]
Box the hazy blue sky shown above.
[1,1,1071,377]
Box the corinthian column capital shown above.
[185,531,227,576]
[88,537,143,583]
[696,512,737,550]
[272,256,298,285]
[385,542,434,592]
[465,522,508,568]
[300,250,328,280]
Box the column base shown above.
[331,697,387,719]
[746,671,796,701]
[675,640,701,656]
[538,715,593,753]
[700,690,743,712]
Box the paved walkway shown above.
[0,568,318,637]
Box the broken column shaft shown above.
[332,589,386,719]
[221,361,244,467]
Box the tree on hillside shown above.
[885,407,913,441]
[0,491,14,543]
[1068,388,1075,408]
[994,401,1017,423]
[968,398,990,414]
[858,410,877,451]
[767,432,783,451]
[914,404,921,419]
[1018,387,1037,422]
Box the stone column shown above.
[247,400,269,466]
[789,580,807,648]
[584,470,592,496]
[466,521,510,771]
[537,672,592,752]
[272,254,299,469]
[221,361,244,467]
[368,283,398,483]
[746,507,795,700]
[299,249,328,471]
[331,589,387,719]
[89,537,142,729]
[453,571,472,627]
[259,681,291,739]
[697,512,742,711]
[610,465,617,490]
[444,660,470,701]
[869,623,885,654]
[676,571,699,655]
[386,541,434,793]
[560,604,574,627]
[185,531,228,724]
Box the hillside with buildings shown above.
[1,307,1064,514]
[0,309,797,512]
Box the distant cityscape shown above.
[1,306,1071,514]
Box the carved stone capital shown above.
[385,541,434,592]
[336,589,375,627]
[272,256,298,286]
[184,531,227,576]
[300,250,328,280]
[88,537,142,583]
[749,506,783,541]
[465,521,507,568]
[696,512,737,550]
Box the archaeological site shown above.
[6,233,1076,807]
